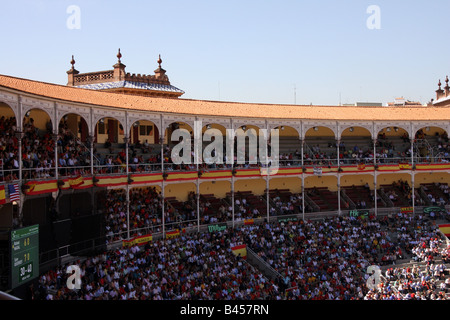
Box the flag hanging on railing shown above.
[0,185,6,205]
[8,184,20,202]
[231,244,247,259]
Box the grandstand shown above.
[0,52,449,300]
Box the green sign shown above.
[277,215,298,223]
[423,206,447,215]
[349,209,369,218]
[208,223,227,233]
[10,224,39,289]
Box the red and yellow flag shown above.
[68,175,84,187]
[231,244,247,259]
[166,229,180,239]
[0,185,6,205]
[244,219,254,225]
[122,234,153,247]
[438,224,450,238]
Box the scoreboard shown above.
[10,224,39,289]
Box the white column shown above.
[231,175,235,228]
[124,135,130,240]
[197,181,200,232]
[410,127,415,217]
[373,137,377,217]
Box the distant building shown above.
[387,97,422,107]
[341,102,383,107]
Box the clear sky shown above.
[0,0,449,106]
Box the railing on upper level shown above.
[1,153,450,186]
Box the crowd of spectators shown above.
[31,189,450,301]
[102,187,166,243]
[364,239,450,300]
[31,229,282,300]
[0,116,19,181]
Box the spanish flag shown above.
[231,244,247,259]
[244,218,254,225]
[0,185,5,205]
[68,175,84,187]
[438,224,450,238]
[166,229,180,239]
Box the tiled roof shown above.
[75,80,185,94]
[0,74,449,121]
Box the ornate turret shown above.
[154,54,168,82]
[113,48,126,81]
[66,55,79,86]
[444,76,450,97]
[436,79,444,100]
[66,50,184,98]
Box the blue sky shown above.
[0,0,449,105]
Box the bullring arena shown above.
[0,51,449,302]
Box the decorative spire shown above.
[67,54,79,75]
[113,48,126,71]
[117,48,122,63]
[438,79,442,89]
[446,75,449,86]
[66,54,79,85]
[154,54,167,82]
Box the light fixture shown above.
[386,127,391,132]
[206,124,211,129]
[242,125,246,131]
[394,127,398,132]
[313,127,318,131]
[426,127,430,131]
[349,127,354,132]
[280,126,285,131]
[25,111,30,117]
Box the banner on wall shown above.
[166,229,180,239]
[244,219,254,225]
[400,206,414,213]
[277,215,298,223]
[122,234,153,247]
[423,206,447,214]
[208,223,227,233]
[0,185,6,205]
[349,209,369,218]
[438,224,450,238]
[231,244,247,259]
[68,175,84,187]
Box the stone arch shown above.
[375,125,412,164]
[94,116,125,144]
[414,126,449,163]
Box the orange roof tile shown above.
[0,74,449,121]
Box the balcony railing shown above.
[1,155,449,185]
